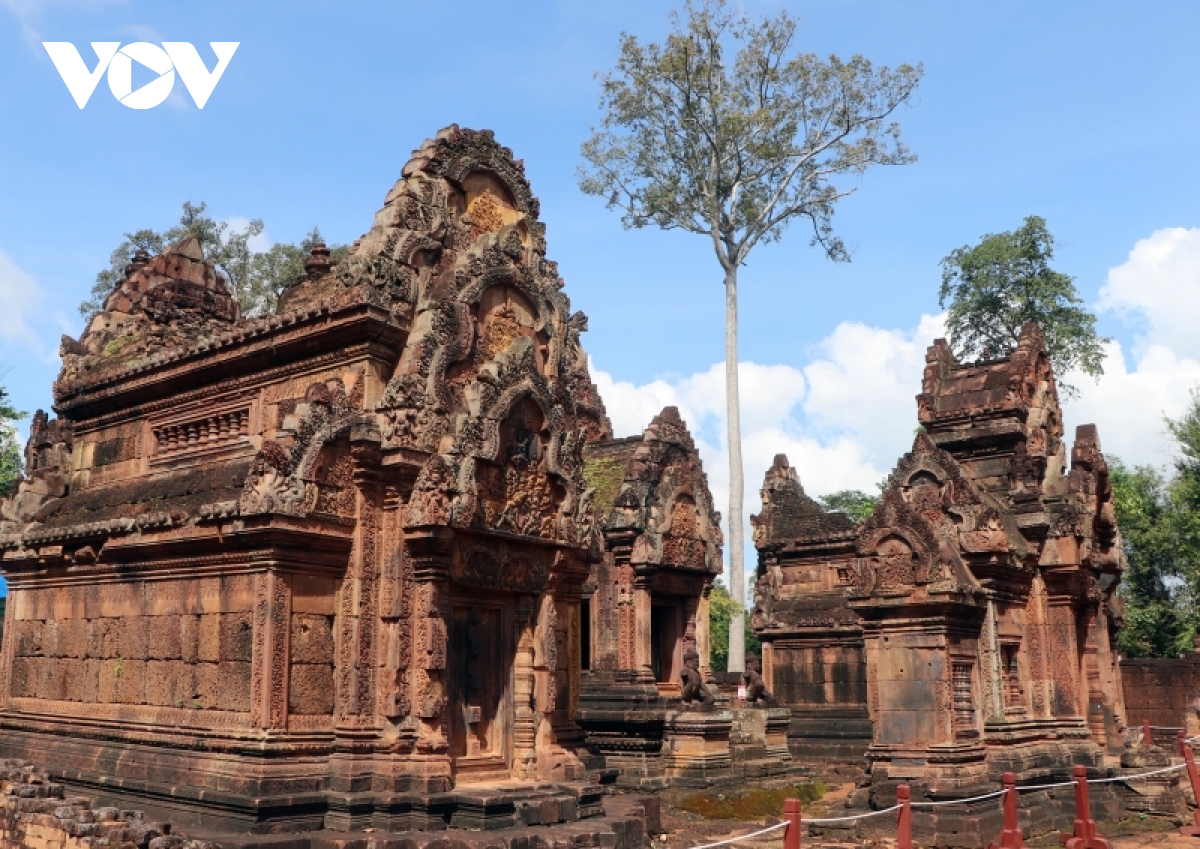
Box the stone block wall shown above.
[1121,651,1200,734]
[8,578,257,717]
[0,761,211,849]
[5,575,338,730]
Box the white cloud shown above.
[1063,342,1200,470]
[590,318,944,593]
[802,313,947,472]
[1099,227,1200,361]
[223,217,272,254]
[0,248,45,352]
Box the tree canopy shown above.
[708,579,761,673]
[579,0,922,273]
[1112,387,1200,657]
[0,386,25,492]
[80,202,347,319]
[938,215,1107,397]
[818,489,880,522]
[580,0,921,671]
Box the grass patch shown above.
[675,781,827,820]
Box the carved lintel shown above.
[404,525,454,582]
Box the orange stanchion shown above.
[1178,731,1200,837]
[1144,720,1153,748]
[987,772,1026,849]
[1059,765,1111,849]
[783,797,801,849]
[896,785,912,849]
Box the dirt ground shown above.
[649,781,1196,849]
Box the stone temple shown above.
[0,126,1154,849]
[0,127,625,832]
[752,323,1129,840]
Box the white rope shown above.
[1149,725,1185,731]
[909,789,1007,807]
[1017,762,1187,793]
[687,820,789,849]
[1086,763,1185,784]
[806,805,902,825]
[1012,779,1077,791]
[686,759,1192,849]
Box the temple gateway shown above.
[752,323,1130,839]
[0,127,626,831]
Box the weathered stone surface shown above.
[0,126,615,832]
[753,322,1132,837]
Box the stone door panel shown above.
[447,598,512,780]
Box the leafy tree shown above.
[938,215,1108,398]
[818,489,879,522]
[1110,459,1190,657]
[1111,388,1200,657]
[1168,387,1200,615]
[0,387,26,492]
[709,579,761,673]
[580,0,921,671]
[80,203,346,319]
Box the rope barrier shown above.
[909,789,1007,807]
[687,820,789,849]
[682,758,1192,849]
[1085,763,1185,784]
[804,803,902,824]
[1017,779,1083,791]
[1150,725,1186,730]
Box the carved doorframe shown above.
[445,588,515,783]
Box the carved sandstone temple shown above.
[576,407,725,787]
[753,324,1128,805]
[0,128,620,832]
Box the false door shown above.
[447,598,511,780]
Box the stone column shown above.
[512,593,538,779]
[0,587,18,707]
[633,569,654,684]
[250,569,291,730]
[981,599,1005,722]
[378,484,413,723]
[696,585,712,680]
[403,526,452,764]
[1045,598,1082,718]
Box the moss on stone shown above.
[584,456,627,519]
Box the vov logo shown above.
[42,42,239,110]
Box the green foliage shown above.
[1111,459,1191,657]
[818,489,880,522]
[674,780,826,820]
[708,579,759,672]
[80,203,347,319]
[1112,388,1200,657]
[579,0,922,272]
[0,386,25,492]
[938,215,1108,398]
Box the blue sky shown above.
[3,1,1200,589]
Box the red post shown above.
[783,797,801,849]
[987,772,1026,849]
[1059,765,1111,849]
[1177,731,1200,837]
[1143,719,1153,748]
[896,785,912,849]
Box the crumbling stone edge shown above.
[0,761,208,849]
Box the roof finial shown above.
[304,243,332,280]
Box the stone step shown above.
[190,797,657,849]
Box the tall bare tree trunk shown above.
[725,267,745,674]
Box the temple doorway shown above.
[651,601,684,694]
[447,597,512,782]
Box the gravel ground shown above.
[646,782,1194,849]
